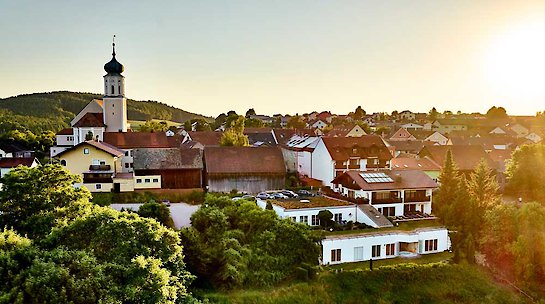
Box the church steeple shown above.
[103,35,127,132]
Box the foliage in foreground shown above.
[180,195,321,289]
[0,165,195,303]
[203,263,525,304]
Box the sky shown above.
[2,0,545,117]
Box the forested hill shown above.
[0,91,212,133]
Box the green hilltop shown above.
[0,91,212,133]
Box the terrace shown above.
[270,196,353,210]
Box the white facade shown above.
[311,139,336,187]
[311,120,328,130]
[424,132,448,145]
[322,228,449,264]
[255,199,380,228]
[121,149,134,173]
[74,127,105,144]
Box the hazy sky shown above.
[2,0,545,117]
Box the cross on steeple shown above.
[112,34,116,57]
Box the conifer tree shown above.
[434,149,459,222]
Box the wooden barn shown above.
[133,147,203,189]
[204,146,286,194]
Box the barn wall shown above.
[135,169,202,189]
[207,175,285,194]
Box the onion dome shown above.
[104,42,124,74]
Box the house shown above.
[55,140,143,192]
[389,128,417,141]
[204,147,286,193]
[386,140,427,157]
[322,227,449,264]
[309,119,328,130]
[243,128,278,146]
[399,110,416,121]
[418,145,495,173]
[0,157,40,189]
[400,123,423,130]
[182,131,223,147]
[309,136,392,187]
[133,147,203,189]
[508,123,530,138]
[103,132,181,173]
[390,156,441,181]
[248,114,274,125]
[332,170,438,217]
[256,196,393,228]
[429,119,468,134]
[281,134,321,175]
[525,132,542,143]
[0,142,34,158]
[423,131,448,145]
[326,124,367,137]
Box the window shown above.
[311,214,320,226]
[331,249,341,262]
[299,215,308,224]
[129,163,133,168]
[290,217,296,222]
[145,179,151,183]
[136,179,142,184]
[111,85,114,95]
[334,213,343,223]
[386,243,395,256]
[125,151,129,156]
[96,184,102,190]
[354,246,364,261]
[99,161,106,165]
[425,239,438,252]
[60,160,66,166]
[83,148,89,154]
[372,245,381,258]
[152,178,159,183]
[382,207,395,217]
[125,163,129,168]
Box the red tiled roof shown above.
[332,170,438,191]
[188,131,222,146]
[0,157,38,168]
[322,136,392,161]
[73,113,105,128]
[204,147,286,175]
[418,145,495,171]
[391,156,441,171]
[103,132,179,149]
[56,128,73,135]
[55,140,124,158]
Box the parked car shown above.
[272,192,289,199]
[256,192,271,200]
[297,189,314,197]
[281,190,299,198]
[242,195,255,200]
[161,199,171,207]
[231,196,243,201]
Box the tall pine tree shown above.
[434,149,460,224]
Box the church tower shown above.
[103,37,128,132]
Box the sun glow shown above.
[483,20,545,103]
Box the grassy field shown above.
[128,119,182,130]
[200,258,527,304]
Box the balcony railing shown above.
[83,177,113,183]
[89,164,111,171]
[371,197,403,204]
[404,195,431,203]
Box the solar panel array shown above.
[360,172,394,183]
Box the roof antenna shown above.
[112,34,116,57]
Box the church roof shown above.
[73,113,105,128]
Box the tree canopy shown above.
[0,165,195,303]
[180,195,321,289]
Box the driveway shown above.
[110,202,201,229]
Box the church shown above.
[51,41,203,192]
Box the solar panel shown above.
[360,172,394,183]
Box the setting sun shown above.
[484,19,545,103]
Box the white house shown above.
[399,110,416,121]
[308,136,392,188]
[331,170,437,217]
[310,119,328,130]
[0,157,40,190]
[424,131,448,145]
[322,227,449,264]
[400,123,423,130]
[256,197,393,228]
